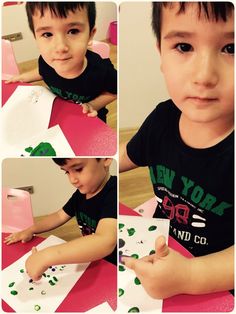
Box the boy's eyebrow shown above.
[60,162,83,171]
[35,22,85,33]
[163,31,234,40]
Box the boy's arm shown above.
[122,236,234,299]
[82,91,117,117]
[4,209,71,245]
[5,67,42,84]
[119,141,138,172]
[25,217,117,281]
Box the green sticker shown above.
[119,265,125,272]
[34,305,41,311]
[127,228,135,236]
[119,288,124,297]
[134,277,141,285]
[131,254,139,259]
[10,290,18,296]
[8,282,15,288]
[148,225,157,231]
[128,307,140,312]
[119,223,125,229]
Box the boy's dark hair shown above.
[26,2,96,34]
[52,158,101,166]
[152,2,234,46]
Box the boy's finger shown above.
[155,235,169,258]
[122,256,151,277]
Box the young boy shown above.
[6,2,117,122]
[120,2,234,299]
[4,158,117,281]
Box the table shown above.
[2,81,117,156]
[2,233,117,312]
[120,203,234,312]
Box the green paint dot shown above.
[119,288,124,297]
[53,276,58,282]
[42,273,46,277]
[47,275,50,277]
[148,225,157,231]
[10,290,18,296]
[29,287,34,291]
[34,305,41,311]
[49,280,55,286]
[20,269,24,273]
[149,250,155,255]
[119,265,125,272]
[134,277,141,285]
[128,307,140,312]
[119,223,125,229]
[131,254,139,259]
[8,282,15,288]
[25,146,33,153]
[127,228,135,236]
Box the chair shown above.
[2,39,19,80]
[90,40,110,59]
[2,187,34,233]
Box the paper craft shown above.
[2,235,90,312]
[1,85,56,148]
[86,302,114,313]
[118,215,169,313]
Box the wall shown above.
[2,2,117,63]
[2,158,117,217]
[119,2,169,129]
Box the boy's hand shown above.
[81,103,98,118]
[5,74,29,84]
[4,229,34,245]
[25,247,49,281]
[121,235,191,299]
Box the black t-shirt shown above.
[63,176,117,265]
[127,100,234,257]
[38,50,117,122]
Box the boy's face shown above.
[60,158,112,198]
[32,7,96,79]
[159,4,234,126]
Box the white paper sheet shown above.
[2,235,90,313]
[118,215,170,313]
[1,86,56,147]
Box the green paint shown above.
[29,287,34,291]
[119,265,125,272]
[119,288,124,297]
[134,277,141,285]
[34,305,41,311]
[42,273,46,277]
[48,280,55,286]
[128,307,140,312]
[10,290,18,295]
[53,276,58,282]
[149,250,155,255]
[127,228,135,236]
[8,282,15,288]
[26,142,56,156]
[47,275,50,277]
[20,269,24,273]
[148,225,157,231]
[25,146,33,153]
[119,223,125,229]
[131,254,139,259]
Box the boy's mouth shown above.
[187,96,218,103]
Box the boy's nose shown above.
[54,35,69,53]
[69,173,79,185]
[193,53,219,88]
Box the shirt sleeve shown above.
[63,190,80,217]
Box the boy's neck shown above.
[179,114,234,149]
[86,172,111,200]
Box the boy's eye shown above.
[75,168,83,172]
[175,43,193,53]
[222,43,234,55]
[42,32,52,38]
[68,29,80,35]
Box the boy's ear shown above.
[156,41,163,73]
[103,158,113,168]
[88,27,97,46]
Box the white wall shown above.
[119,2,169,128]
[2,2,117,63]
[2,158,117,217]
